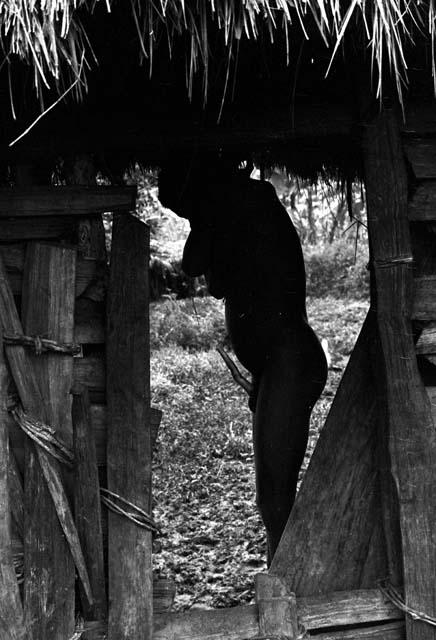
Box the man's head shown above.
[158,152,240,223]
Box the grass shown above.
[151,294,368,610]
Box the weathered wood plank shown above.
[2,243,101,299]
[72,385,107,626]
[153,588,401,640]
[314,622,405,640]
[107,214,152,640]
[0,217,77,241]
[413,276,436,320]
[21,243,77,638]
[0,250,92,634]
[409,182,436,221]
[0,336,26,640]
[270,313,383,595]
[255,574,297,640]
[0,186,136,217]
[364,109,436,640]
[404,139,436,179]
[74,299,105,344]
[22,243,76,446]
[74,355,106,400]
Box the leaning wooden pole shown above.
[107,214,152,639]
[363,108,436,640]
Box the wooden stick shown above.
[0,335,26,640]
[72,385,107,628]
[106,214,152,640]
[216,346,252,395]
[363,109,436,640]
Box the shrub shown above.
[304,236,369,299]
[150,297,228,351]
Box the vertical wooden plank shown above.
[21,243,76,639]
[72,384,107,629]
[107,214,152,640]
[0,246,91,632]
[270,314,385,595]
[363,109,436,640]
[255,574,298,640]
[0,336,26,640]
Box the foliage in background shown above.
[151,295,369,610]
[129,168,370,300]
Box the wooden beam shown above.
[363,109,436,640]
[21,243,77,639]
[270,313,384,595]
[0,186,136,217]
[0,335,25,640]
[106,214,152,640]
[0,216,77,242]
[153,588,401,640]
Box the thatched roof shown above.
[2,1,434,105]
[1,2,435,177]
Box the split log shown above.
[0,336,25,640]
[270,313,383,595]
[72,386,107,630]
[21,243,77,638]
[106,214,152,640]
[0,186,136,217]
[364,109,436,640]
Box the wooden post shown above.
[107,214,152,639]
[255,574,298,640]
[0,335,25,640]
[21,243,77,639]
[363,109,436,640]
[72,384,107,630]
